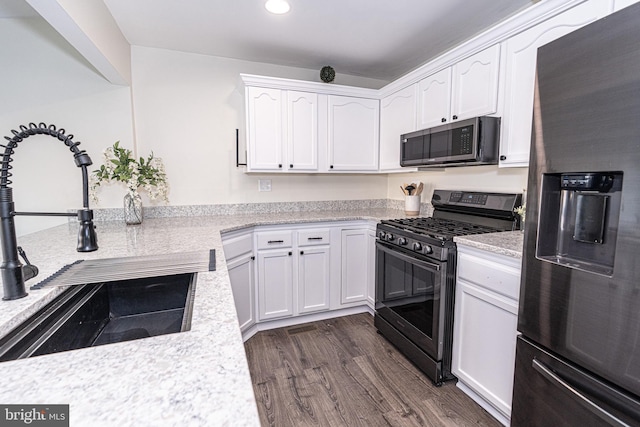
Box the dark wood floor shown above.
[244,313,501,427]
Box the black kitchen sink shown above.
[0,273,196,362]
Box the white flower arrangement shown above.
[514,189,526,224]
[90,141,169,203]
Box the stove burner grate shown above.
[381,217,505,240]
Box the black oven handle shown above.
[376,241,441,272]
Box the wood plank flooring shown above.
[244,313,501,427]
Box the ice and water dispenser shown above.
[536,172,622,276]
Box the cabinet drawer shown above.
[222,233,253,260]
[256,231,293,249]
[297,229,331,246]
[457,252,521,300]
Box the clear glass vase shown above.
[124,192,143,225]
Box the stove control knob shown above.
[378,231,386,240]
[398,237,407,246]
[386,233,394,242]
[424,245,433,254]
[412,242,422,252]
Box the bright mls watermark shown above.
[0,405,68,426]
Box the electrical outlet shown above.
[258,179,272,192]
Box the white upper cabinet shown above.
[499,0,611,167]
[246,86,284,171]
[451,44,501,121]
[328,95,380,171]
[287,91,318,171]
[242,75,378,173]
[614,0,638,11]
[417,68,452,129]
[417,45,500,130]
[246,87,319,172]
[379,84,418,171]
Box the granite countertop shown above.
[454,230,524,259]
[0,208,405,427]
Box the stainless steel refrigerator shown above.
[512,3,640,426]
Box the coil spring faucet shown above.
[1,123,98,300]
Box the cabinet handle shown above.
[330,165,334,169]
[441,118,446,122]
[290,164,293,168]
[288,251,292,256]
[500,155,507,161]
[452,115,458,120]
[308,237,323,241]
[267,240,284,244]
[300,250,304,255]
[250,256,255,260]
[278,164,282,168]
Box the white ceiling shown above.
[0,0,37,18]
[3,0,538,82]
[102,0,537,82]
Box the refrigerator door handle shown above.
[532,358,630,427]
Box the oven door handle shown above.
[376,241,441,272]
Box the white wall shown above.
[130,46,389,207]
[387,166,529,203]
[2,17,530,239]
[0,18,134,237]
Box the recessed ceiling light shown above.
[265,0,290,15]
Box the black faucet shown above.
[0,123,98,300]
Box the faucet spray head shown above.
[77,209,98,252]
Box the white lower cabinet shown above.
[256,226,335,321]
[366,227,377,308]
[227,253,255,331]
[257,248,294,320]
[340,229,369,305]
[452,245,521,426]
[297,245,331,314]
[222,231,256,332]
[227,221,376,340]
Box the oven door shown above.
[375,240,447,360]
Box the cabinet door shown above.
[417,67,452,129]
[257,249,293,320]
[380,85,417,171]
[451,44,500,122]
[227,253,255,331]
[297,246,331,314]
[366,228,376,308]
[247,87,284,171]
[328,95,379,171]
[287,90,318,171]
[340,229,368,304]
[452,280,518,419]
[500,1,610,167]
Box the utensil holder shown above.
[405,195,420,216]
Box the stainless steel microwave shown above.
[400,116,500,168]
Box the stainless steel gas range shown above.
[374,190,522,385]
